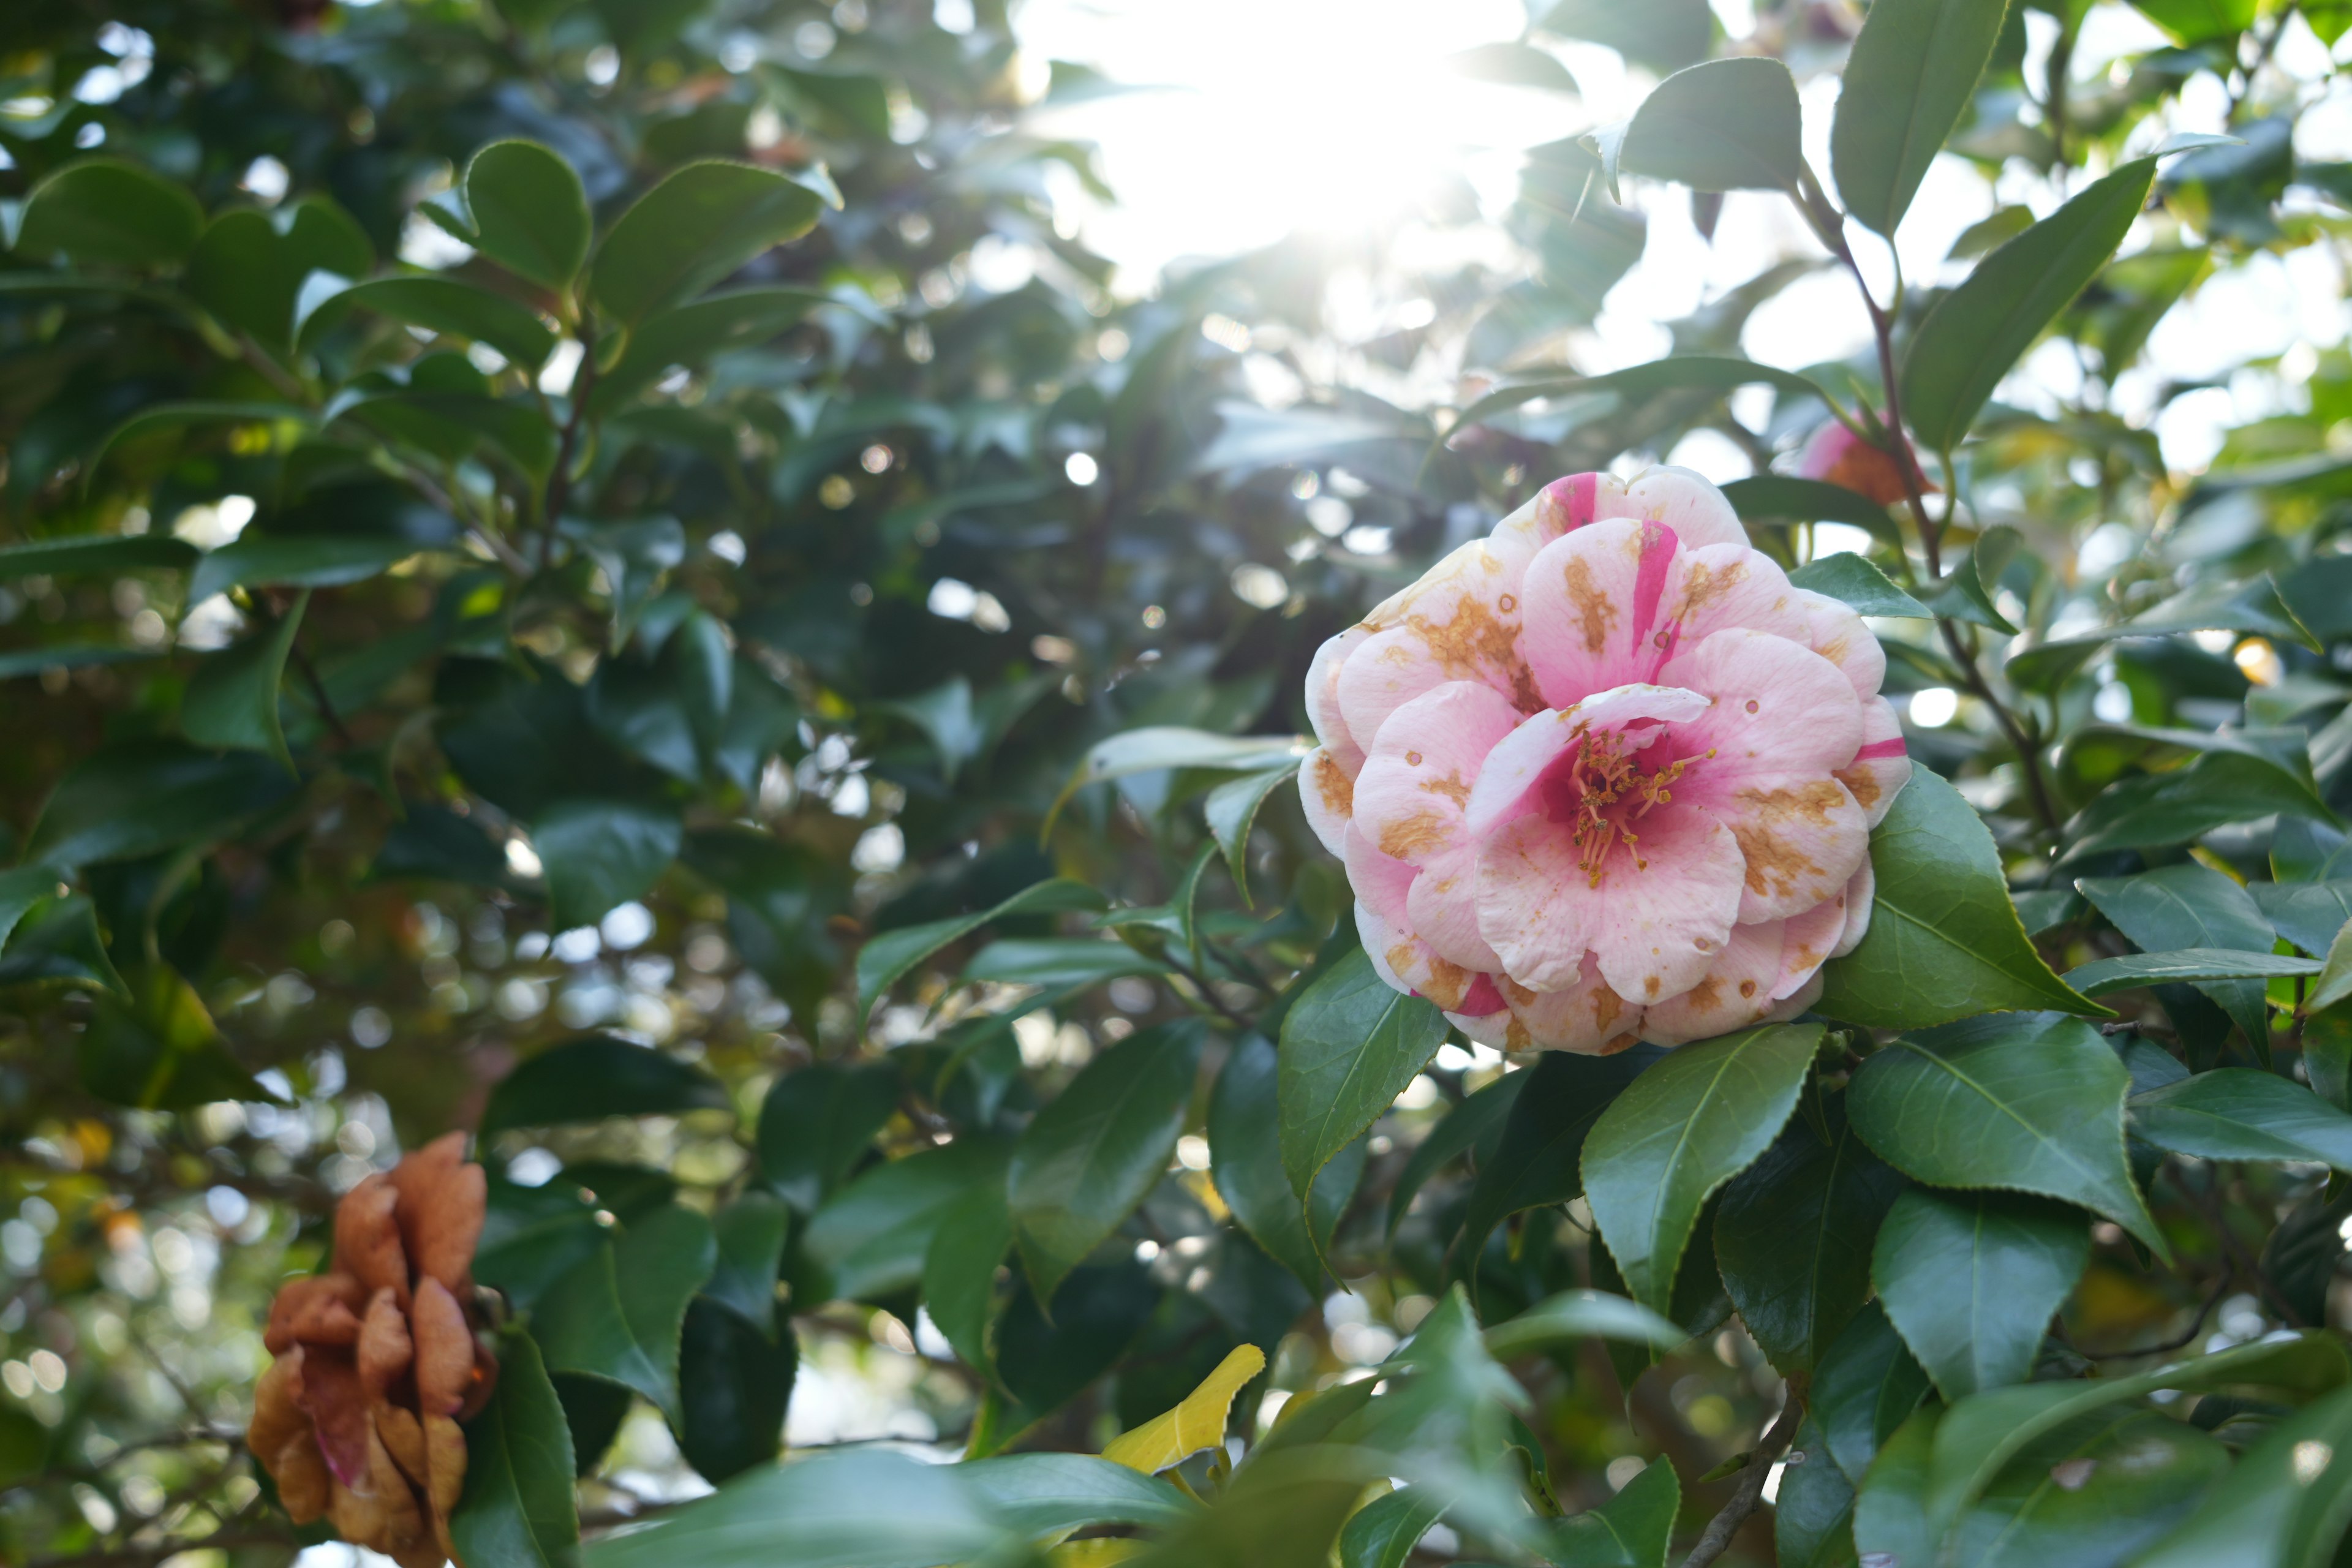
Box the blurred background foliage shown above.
[5,0,2352,1564]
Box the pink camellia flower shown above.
[1300,468,1910,1052]
[1796,420,1932,508]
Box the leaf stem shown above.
[540,317,600,571]
[1678,1388,1805,1568]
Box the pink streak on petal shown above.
[1458,973,1506,1015]
[1548,472,1601,528]
[1630,521,1679,650]
[1462,685,1710,837]
[1854,738,1909,760]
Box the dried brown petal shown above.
[375,1398,429,1488]
[249,1350,311,1459]
[388,1133,486,1296]
[334,1177,410,1305]
[271,1430,333,1524]
[409,1277,475,1417]
[358,1287,415,1398]
[366,1420,435,1565]
[297,1349,372,1488]
[265,1273,366,1354]
[423,1411,466,1530]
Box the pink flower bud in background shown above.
[1796,421,1932,507]
[1300,469,1910,1052]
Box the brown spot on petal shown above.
[1739,979,1757,999]
[1312,752,1355,818]
[1378,810,1453,860]
[1728,782,1847,901]
[1643,974,1662,997]
[1678,557,1749,614]
[1833,761,1883,810]
[1600,1032,1641,1055]
[1504,1014,1532,1051]
[1563,556,1619,655]
[1404,592,1541,710]
[1419,770,1473,807]
[1686,975,1721,1012]
[1422,956,1473,1011]
[1591,989,1624,1033]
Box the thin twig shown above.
[1679,1391,1806,1568]
[540,321,599,571]
[2074,1265,2234,1359]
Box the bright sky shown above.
[1017,0,2352,476]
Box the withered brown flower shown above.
[250,1133,497,1568]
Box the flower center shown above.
[1539,725,1699,886]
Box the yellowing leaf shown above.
[1099,1343,1266,1474]
[1047,1541,1149,1566]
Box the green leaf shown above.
[2318,917,2352,1013]
[581,1448,1007,1568]
[2062,742,2337,859]
[1481,1289,1685,1360]
[1713,1095,1905,1374]
[1594,57,1803,195]
[2132,1382,2352,1568]
[1550,1455,1678,1568]
[1460,1046,1661,1275]
[2248,880,2352,956]
[535,798,683,931]
[1901,157,2160,451]
[962,936,1166,989]
[1581,1023,1823,1314]
[1385,1070,1525,1237]
[187,533,421,605]
[0,895,127,996]
[2128,1068,2352,1169]
[78,964,271,1109]
[1210,1033,1362,1292]
[450,1331,582,1568]
[0,864,61,955]
[28,741,296,868]
[1205,760,1300,902]
[1009,1019,1204,1304]
[2079,864,2287,1052]
[1813,1303,1932,1488]
[303,274,558,368]
[17,157,203,267]
[187,198,374,351]
[1774,1413,1860,1568]
[1276,944,1449,1203]
[1787,553,1932,619]
[676,1298,794,1483]
[1443,41,1580,91]
[91,401,311,478]
[921,1182,1012,1378]
[702,1193,790,1333]
[1339,1486,1444,1568]
[1816,768,2111,1030]
[180,591,305,767]
[1871,1185,2089,1400]
[480,1035,733,1134]
[590,287,845,413]
[2277,818,2352,883]
[1047,727,1307,834]
[800,1137,1011,1303]
[961,1452,1200,1535]
[2065,948,2318,994]
[1918,1333,2349,1551]
[1830,0,2014,236]
[1851,1405,1940,1568]
[756,1061,897,1213]
[1452,356,1827,438]
[590,162,827,325]
[2129,0,2256,44]
[1845,1011,2163,1251]
[856,877,1106,1027]
[533,1204,716,1423]
[466,140,592,291]
[2007,573,2317,690]
[1537,0,1714,71]
[1922,524,2024,633]
[1942,1408,2228,1568]
[0,533,197,581]
[1721,475,1902,538]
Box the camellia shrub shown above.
[5,0,2352,1565]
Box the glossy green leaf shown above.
[466,140,592,290]
[1831,0,2013,235]
[1205,760,1300,902]
[187,534,421,605]
[28,741,296,869]
[1385,1070,1525,1237]
[2008,573,2318,690]
[535,798,683,931]
[1721,474,1902,535]
[78,964,270,1109]
[450,1332,582,1568]
[1595,57,1803,195]
[304,274,557,366]
[1852,1404,1941,1568]
[1775,1411,1861,1568]
[1901,157,2158,451]
[0,533,197,581]
[1713,1096,1905,1374]
[921,1181,1012,1378]
[1460,1046,1660,1274]
[1338,1485,1442,1568]
[582,1448,1006,1568]
[1277,944,1449,1203]
[0,864,62,956]
[800,1137,1011,1303]
[1812,1303,1933,1490]
[1452,356,1826,437]
[187,200,373,350]
[1581,1023,1822,1314]
[17,158,203,267]
[590,161,827,324]
[1010,1019,1203,1303]
[2318,916,2352,1014]
[2078,863,2283,1050]
[2064,744,2337,857]
[756,1061,897,1213]
[480,1035,733,1134]
[1481,1289,1684,1360]
[1550,1455,1678,1568]
[2132,1382,2352,1568]
[1047,727,1307,832]
[676,1297,794,1483]
[1787,552,1932,619]
[533,1204,717,1423]
[2129,0,2256,44]
[1923,524,2024,633]
[1846,1011,2162,1250]
[2066,948,2318,994]
[2249,879,2352,956]
[856,876,1106,1026]
[1817,768,2110,1029]
[962,936,1165,989]
[590,287,844,413]
[962,1452,1200,1535]
[1872,1186,2089,1400]
[702,1193,790,1333]
[1210,1033,1362,1292]
[2128,1068,2352,1169]
[1953,1408,2226,1568]
[180,591,305,767]
[2277,818,2352,883]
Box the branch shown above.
[1679,1390,1806,1568]
[539,322,599,571]
[28,1528,293,1568]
